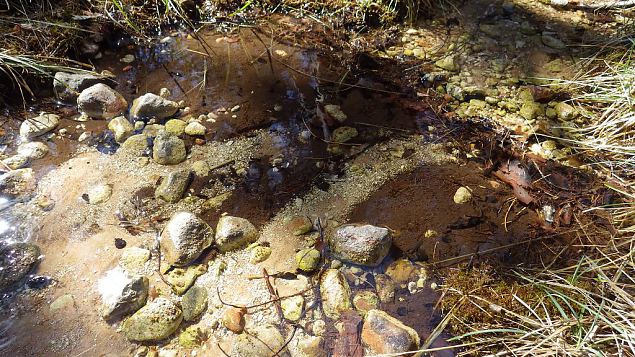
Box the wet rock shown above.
[155,169,192,203]
[222,307,246,333]
[122,297,182,342]
[20,113,59,139]
[541,33,566,50]
[160,211,214,267]
[77,83,128,119]
[120,134,150,156]
[152,131,187,165]
[130,93,180,120]
[86,183,113,204]
[108,116,134,143]
[184,122,206,136]
[281,295,304,321]
[50,294,75,311]
[179,325,206,348]
[231,325,287,356]
[53,72,116,102]
[249,245,272,264]
[361,309,420,354]
[165,264,207,295]
[0,169,36,201]
[329,224,392,267]
[2,155,30,169]
[353,291,379,317]
[182,286,208,321]
[519,101,545,121]
[97,267,149,320]
[215,216,258,253]
[375,274,396,303]
[324,104,347,123]
[119,247,151,275]
[291,335,326,357]
[165,119,187,136]
[385,259,417,284]
[435,55,458,71]
[295,248,320,272]
[319,269,352,319]
[331,126,358,143]
[288,216,313,236]
[453,186,472,204]
[555,102,577,120]
[0,243,41,292]
[17,141,48,159]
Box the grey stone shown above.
[53,72,116,103]
[160,211,214,267]
[2,155,30,170]
[152,131,187,165]
[329,224,392,266]
[130,93,179,120]
[77,83,128,119]
[108,116,135,143]
[20,113,59,139]
[0,169,36,201]
[98,267,148,320]
[182,286,208,321]
[184,122,206,136]
[17,141,48,159]
[215,216,258,253]
[155,169,191,203]
[0,243,40,292]
[122,298,182,342]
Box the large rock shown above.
[155,169,191,203]
[215,216,258,253]
[0,243,40,292]
[108,116,135,143]
[231,325,288,357]
[153,131,187,165]
[17,141,49,159]
[0,169,36,201]
[53,72,116,102]
[20,113,59,139]
[160,212,214,266]
[361,309,420,355]
[329,224,392,266]
[319,269,352,319]
[120,134,150,156]
[97,267,148,320]
[122,298,182,342]
[77,83,128,119]
[182,286,208,321]
[130,93,179,120]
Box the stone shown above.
[191,160,210,177]
[119,247,151,275]
[353,291,379,317]
[108,116,135,143]
[2,155,30,169]
[292,335,326,357]
[20,113,59,139]
[331,126,358,143]
[86,183,113,204]
[97,267,149,320]
[541,33,566,50]
[329,224,392,267]
[121,54,135,63]
[53,72,116,102]
[375,274,396,303]
[361,309,420,354]
[215,216,258,253]
[160,211,214,267]
[287,216,312,236]
[0,243,40,292]
[324,104,347,123]
[130,93,180,120]
[143,124,165,138]
[281,295,304,321]
[155,169,192,203]
[184,122,206,136]
[435,55,458,71]
[385,259,418,283]
[122,298,182,342]
[554,102,577,120]
[0,169,36,201]
[179,325,206,348]
[312,320,326,336]
[77,83,128,119]
[50,294,75,311]
[249,245,272,264]
[153,131,187,165]
[520,101,545,120]
[319,269,352,319]
[295,248,320,272]
[159,87,171,98]
[164,264,207,295]
[232,325,287,356]
[165,119,187,136]
[222,307,246,333]
[453,186,472,204]
[182,286,208,321]
[17,142,48,159]
[120,134,150,156]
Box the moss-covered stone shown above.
[165,264,207,295]
[182,286,208,321]
[295,248,321,272]
[122,298,182,342]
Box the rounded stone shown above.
[122,298,182,342]
[329,224,392,267]
[130,93,180,120]
[184,122,206,136]
[0,243,41,292]
[155,169,192,203]
[20,113,59,139]
[361,309,420,354]
[77,83,128,119]
[165,119,187,136]
[86,183,113,204]
[108,116,135,143]
[222,307,246,333]
[160,211,214,267]
[120,134,150,157]
[295,248,320,272]
[319,269,352,319]
[453,186,472,204]
[17,141,49,159]
[182,286,208,321]
[215,216,258,253]
[152,131,187,165]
